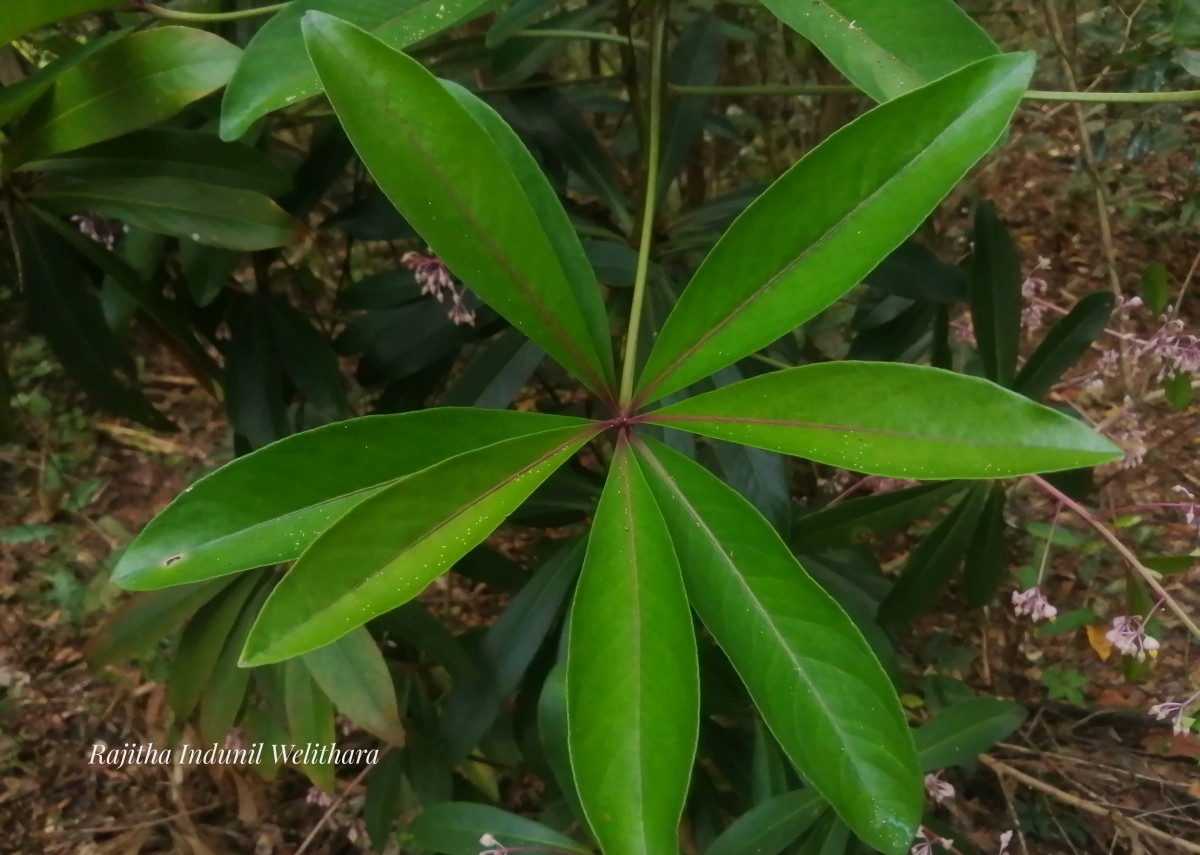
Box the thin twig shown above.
[294,762,375,855]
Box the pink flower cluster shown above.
[401,250,476,326]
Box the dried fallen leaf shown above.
[1086,624,1113,660]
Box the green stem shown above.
[618,4,667,407]
[670,82,1200,104]
[136,1,289,23]
[513,29,648,51]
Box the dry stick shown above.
[980,754,1200,854]
[294,761,374,855]
[1028,474,1200,641]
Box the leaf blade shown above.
[634,53,1035,405]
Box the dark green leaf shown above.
[303,14,616,398]
[962,484,1008,608]
[759,0,999,102]
[635,54,1035,404]
[705,790,827,855]
[115,408,584,589]
[220,0,503,141]
[363,750,405,848]
[792,482,966,551]
[0,1,122,48]
[33,175,300,251]
[87,578,232,666]
[1013,291,1115,401]
[284,657,337,791]
[538,664,593,838]
[439,539,581,758]
[659,12,723,199]
[1140,261,1169,314]
[304,627,405,744]
[637,439,921,855]
[795,813,852,855]
[262,296,348,418]
[568,441,699,855]
[879,486,989,625]
[199,577,272,743]
[6,27,239,164]
[0,29,125,127]
[242,423,597,664]
[968,202,1022,387]
[1141,555,1199,576]
[1164,372,1193,410]
[915,697,1026,771]
[439,331,545,409]
[225,299,291,450]
[410,803,589,855]
[649,363,1121,479]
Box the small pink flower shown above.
[1149,692,1198,736]
[998,830,1014,853]
[401,249,477,326]
[1106,615,1160,661]
[305,787,333,807]
[479,833,507,855]
[910,827,954,855]
[924,771,955,804]
[1012,587,1058,622]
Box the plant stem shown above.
[135,1,289,22]
[513,29,649,51]
[668,82,1200,103]
[617,3,667,407]
[1027,474,1200,641]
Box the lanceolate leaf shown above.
[634,54,1034,405]
[647,362,1121,479]
[220,0,502,141]
[759,0,999,102]
[284,658,337,791]
[32,176,299,251]
[303,14,616,398]
[115,409,588,590]
[242,423,597,664]
[6,28,240,165]
[0,1,121,48]
[635,439,921,855]
[304,629,403,744]
[962,484,1008,608]
[791,481,967,551]
[410,803,590,855]
[87,578,232,666]
[705,789,827,855]
[968,202,1022,387]
[0,29,126,128]
[915,697,1026,771]
[1014,291,1115,401]
[567,441,699,855]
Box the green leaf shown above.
[795,813,852,855]
[261,296,348,418]
[968,202,1022,387]
[363,751,405,847]
[961,484,1008,608]
[12,207,172,430]
[792,481,967,551]
[409,803,590,855]
[115,409,585,590]
[538,664,593,838]
[0,0,121,47]
[705,790,827,855]
[284,658,337,791]
[23,129,292,197]
[303,627,405,744]
[635,439,921,855]
[242,423,596,664]
[199,576,272,743]
[1141,555,1199,576]
[0,29,125,128]
[87,578,232,666]
[879,486,989,625]
[6,27,239,164]
[634,54,1034,404]
[1164,372,1193,410]
[219,0,503,141]
[759,0,999,102]
[659,12,723,200]
[439,539,581,759]
[648,362,1121,479]
[302,13,616,398]
[915,697,1026,771]
[1013,291,1115,401]
[567,441,698,855]
[32,175,299,251]
[439,330,544,409]
[1140,261,1170,314]
[168,572,262,722]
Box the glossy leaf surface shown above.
[567,442,699,855]
[1014,291,1115,400]
[284,658,337,791]
[220,0,500,141]
[87,579,231,666]
[242,424,596,664]
[636,439,921,854]
[115,409,585,589]
[303,14,615,397]
[634,54,1034,405]
[6,27,239,164]
[303,628,405,745]
[33,176,299,251]
[649,362,1121,479]
[962,484,1008,608]
[759,0,999,102]
[792,482,966,551]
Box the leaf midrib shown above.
[637,62,1016,403]
[638,443,880,798]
